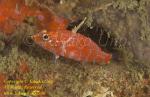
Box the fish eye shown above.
[42,34,49,41]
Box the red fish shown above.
[31,30,112,64]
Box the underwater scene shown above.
[0,0,150,97]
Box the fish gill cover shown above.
[0,0,150,97]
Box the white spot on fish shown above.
[48,40,52,43]
[61,35,75,55]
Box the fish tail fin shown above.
[102,52,112,64]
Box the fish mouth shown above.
[31,35,35,40]
[31,35,38,43]
[30,34,43,45]
[31,35,39,42]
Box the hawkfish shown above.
[31,30,112,64]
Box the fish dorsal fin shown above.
[72,17,87,33]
